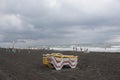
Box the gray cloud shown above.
[0,0,120,47]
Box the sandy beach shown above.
[0,48,120,80]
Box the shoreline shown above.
[1,47,120,54]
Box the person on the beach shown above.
[73,47,75,51]
[80,48,82,52]
[76,47,77,51]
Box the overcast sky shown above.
[0,0,120,47]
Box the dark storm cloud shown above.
[0,0,120,47]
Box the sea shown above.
[3,43,120,52]
[35,43,120,52]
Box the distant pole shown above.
[12,41,15,49]
[12,41,16,53]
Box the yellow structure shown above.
[43,53,78,70]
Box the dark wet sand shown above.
[0,48,120,80]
